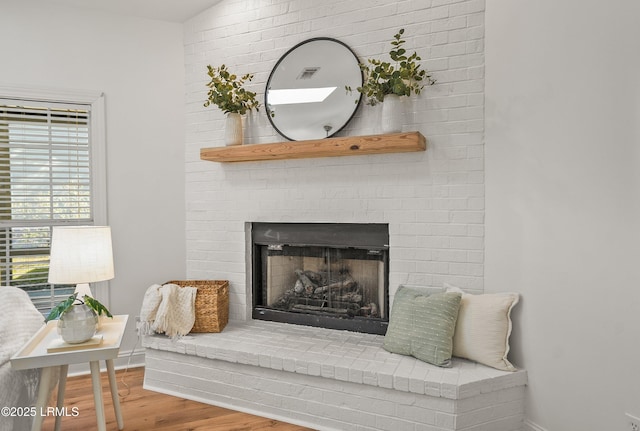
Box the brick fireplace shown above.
[184,1,487,319]
[168,3,514,429]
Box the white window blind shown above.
[0,99,93,313]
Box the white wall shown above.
[7,1,637,426]
[184,0,487,321]
[485,0,640,429]
[0,0,187,358]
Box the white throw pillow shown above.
[445,284,519,371]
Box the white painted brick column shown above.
[184,0,487,320]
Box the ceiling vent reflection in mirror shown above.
[297,67,320,80]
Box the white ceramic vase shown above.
[57,304,98,344]
[380,94,403,134]
[225,112,243,146]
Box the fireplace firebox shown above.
[251,223,389,334]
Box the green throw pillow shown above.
[383,287,462,367]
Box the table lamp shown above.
[48,226,114,343]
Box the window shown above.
[0,89,106,314]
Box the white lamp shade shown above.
[48,226,114,284]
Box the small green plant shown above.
[45,292,112,323]
[347,29,436,106]
[204,64,260,114]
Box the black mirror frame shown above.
[265,37,363,141]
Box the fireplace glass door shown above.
[252,223,389,334]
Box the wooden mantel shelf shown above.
[200,131,426,163]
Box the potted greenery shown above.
[45,293,112,344]
[347,29,436,133]
[204,64,260,146]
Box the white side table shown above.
[11,315,129,431]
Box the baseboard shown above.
[66,347,146,377]
[524,419,548,431]
[113,347,146,370]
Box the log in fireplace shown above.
[251,222,389,334]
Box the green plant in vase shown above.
[346,29,436,133]
[45,292,112,322]
[45,293,112,344]
[204,64,260,146]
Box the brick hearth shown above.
[143,320,527,431]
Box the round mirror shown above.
[265,38,362,141]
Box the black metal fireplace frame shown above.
[251,222,390,335]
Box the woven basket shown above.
[166,280,229,333]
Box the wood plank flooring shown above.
[41,366,315,431]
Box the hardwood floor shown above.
[41,366,315,431]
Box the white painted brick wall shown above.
[184,0,486,320]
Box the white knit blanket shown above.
[0,287,47,431]
[140,283,197,338]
